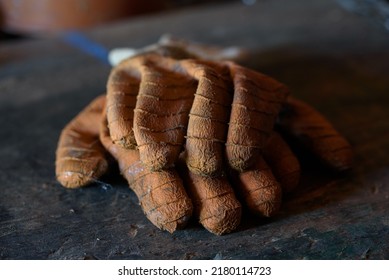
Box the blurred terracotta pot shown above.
[0,0,165,34]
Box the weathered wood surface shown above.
[1,0,388,259]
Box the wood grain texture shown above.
[1,0,389,259]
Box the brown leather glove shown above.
[55,45,353,235]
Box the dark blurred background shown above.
[0,0,235,39]
[1,0,389,41]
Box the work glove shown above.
[55,42,353,235]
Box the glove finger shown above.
[55,95,108,188]
[100,104,193,233]
[262,132,301,193]
[182,60,232,177]
[225,63,289,171]
[106,59,140,149]
[277,97,353,171]
[230,156,282,217]
[178,153,241,235]
[132,54,197,170]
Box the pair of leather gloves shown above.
[56,38,353,235]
